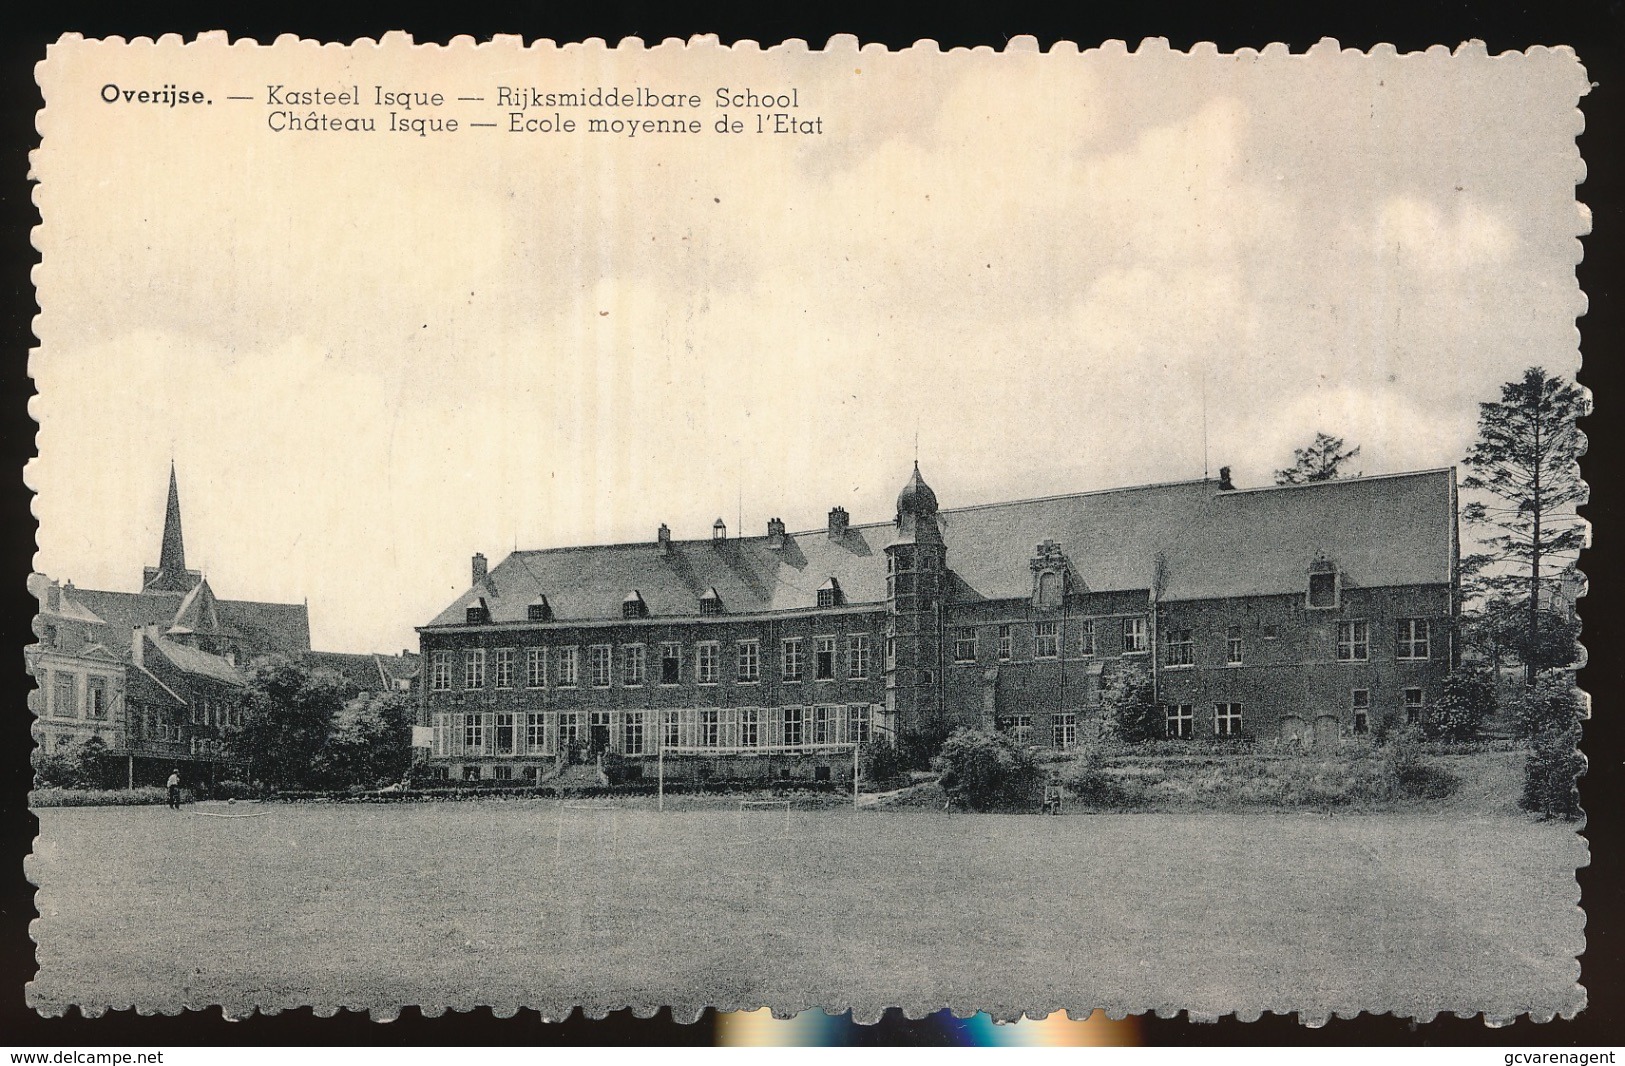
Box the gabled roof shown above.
[215,599,311,656]
[423,468,1456,627]
[144,631,245,688]
[127,663,187,707]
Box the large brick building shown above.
[417,463,1459,781]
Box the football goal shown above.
[656,742,860,811]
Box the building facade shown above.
[418,464,1459,781]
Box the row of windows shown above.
[47,672,113,719]
[950,618,1434,666]
[1160,687,1428,738]
[432,705,875,757]
[430,636,874,692]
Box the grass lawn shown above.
[28,799,1584,1021]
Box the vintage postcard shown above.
[25,34,1589,1026]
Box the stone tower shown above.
[884,462,947,740]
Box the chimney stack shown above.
[657,523,672,556]
[767,517,786,549]
[828,506,849,540]
[713,518,727,541]
[1218,466,1235,491]
[471,552,488,586]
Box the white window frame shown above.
[885,636,897,672]
[1035,621,1060,660]
[782,706,804,747]
[525,646,546,688]
[493,647,515,689]
[1164,628,1193,668]
[526,712,547,752]
[848,634,870,680]
[464,648,486,689]
[623,711,646,755]
[430,650,452,691]
[737,639,761,683]
[1336,621,1370,663]
[954,628,977,663]
[1053,712,1077,750]
[700,708,721,747]
[660,642,681,685]
[1215,703,1244,737]
[557,711,582,747]
[848,704,872,744]
[1166,704,1194,738]
[999,714,1033,743]
[589,644,613,688]
[1122,617,1148,655]
[1226,627,1244,666]
[464,713,485,752]
[494,711,515,754]
[997,624,1013,661]
[624,644,646,686]
[557,646,579,687]
[1397,619,1430,661]
[814,636,837,681]
[740,708,762,748]
[782,638,803,682]
[1078,619,1096,657]
[662,709,681,749]
[1404,687,1425,725]
[697,641,720,685]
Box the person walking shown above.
[166,769,182,810]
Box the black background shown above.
[0,0,1620,1047]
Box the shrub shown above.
[1059,762,1138,809]
[859,739,907,788]
[896,721,954,771]
[1521,727,1583,819]
[932,727,1043,811]
[31,786,196,807]
[1422,671,1496,741]
[1509,677,1584,739]
[1098,660,1160,743]
[1382,734,1459,800]
[32,736,120,790]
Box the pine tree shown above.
[1274,432,1361,485]
[1461,367,1587,685]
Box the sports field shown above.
[28,799,1584,1020]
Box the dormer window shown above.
[527,596,553,622]
[623,591,648,619]
[466,598,490,625]
[817,577,844,609]
[1307,558,1339,609]
[699,587,723,617]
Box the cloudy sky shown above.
[31,38,1588,652]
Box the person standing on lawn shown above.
[166,770,182,810]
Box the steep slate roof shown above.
[144,631,245,687]
[217,599,311,655]
[425,468,1456,627]
[58,586,311,656]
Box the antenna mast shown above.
[1201,362,1209,479]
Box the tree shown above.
[1420,671,1495,741]
[1274,432,1362,485]
[226,656,356,790]
[1099,658,1161,743]
[312,690,414,789]
[932,727,1043,811]
[1462,367,1587,684]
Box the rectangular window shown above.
[1215,703,1244,737]
[783,706,804,747]
[1122,617,1147,654]
[464,714,485,752]
[998,714,1033,743]
[463,765,481,781]
[815,636,836,680]
[954,628,977,663]
[813,705,833,744]
[1397,619,1430,661]
[848,704,871,744]
[493,648,514,689]
[700,708,721,747]
[1078,620,1096,657]
[464,649,486,689]
[741,708,761,748]
[1227,627,1244,666]
[848,635,870,679]
[1035,622,1060,660]
[1336,621,1370,662]
[737,639,760,682]
[1166,704,1194,739]
[1053,712,1077,750]
[697,642,719,685]
[526,713,547,751]
[557,712,581,747]
[557,647,578,686]
[1352,689,1371,735]
[87,677,108,719]
[623,712,645,755]
[589,645,612,688]
[493,764,513,781]
[998,624,1013,661]
[663,709,681,749]
[885,636,897,671]
[525,647,546,688]
[1165,628,1193,667]
[624,644,645,686]
[1404,687,1425,725]
[430,651,451,691]
[661,642,681,685]
[782,638,803,682]
[494,712,515,754]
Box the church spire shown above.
[160,462,186,574]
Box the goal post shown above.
[656,742,861,811]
